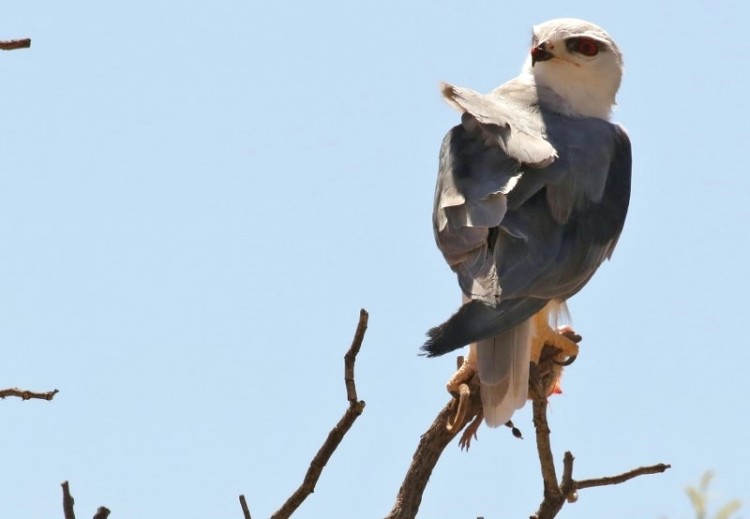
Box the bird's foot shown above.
[446,354,476,394]
[531,322,580,366]
[446,351,479,436]
[459,412,483,450]
[554,325,581,365]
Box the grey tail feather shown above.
[421,298,547,357]
[421,300,500,357]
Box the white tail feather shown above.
[476,318,534,427]
[547,299,571,330]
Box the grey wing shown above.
[424,107,631,357]
[441,82,557,168]
[499,115,631,298]
[432,82,559,305]
[432,123,520,307]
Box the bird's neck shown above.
[521,67,616,120]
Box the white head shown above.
[522,18,623,119]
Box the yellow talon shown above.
[446,345,477,393]
[530,305,580,364]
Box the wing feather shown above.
[424,84,631,356]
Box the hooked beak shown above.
[531,42,554,66]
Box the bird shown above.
[423,18,631,428]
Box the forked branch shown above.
[61,481,110,519]
[248,309,369,519]
[530,344,670,519]
[388,339,670,519]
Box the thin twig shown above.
[344,309,368,402]
[576,463,671,491]
[0,387,58,401]
[268,309,369,519]
[62,481,76,519]
[0,39,31,50]
[560,452,576,503]
[239,494,252,519]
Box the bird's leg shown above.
[446,343,477,393]
[446,347,478,440]
[529,308,582,397]
[530,312,579,365]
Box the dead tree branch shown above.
[92,507,111,519]
[62,481,76,519]
[575,462,672,491]
[0,38,31,50]
[386,340,562,518]
[239,495,252,519]
[261,309,369,519]
[61,481,110,519]
[529,344,671,519]
[384,390,482,519]
[531,367,560,504]
[47,312,667,519]
[0,387,58,401]
[387,337,669,519]
[385,356,485,519]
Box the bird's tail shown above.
[421,298,546,357]
[476,317,534,427]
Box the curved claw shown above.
[446,383,471,433]
[554,354,578,366]
[459,413,483,450]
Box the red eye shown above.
[575,38,599,56]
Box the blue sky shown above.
[2,1,748,518]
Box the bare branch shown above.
[385,375,483,519]
[559,452,576,503]
[344,308,368,402]
[530,363,565,519]
[0,387,58,401]
[530,366,561,504]
[267,309,369,519]
[239,494,251,519]
[62,481,76,519]
[0,39,31,50]
[529,344,671,519]
[92,507,111,519]
[575,463,671,491]
[60,481,110,519]
[240,494,252,519]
